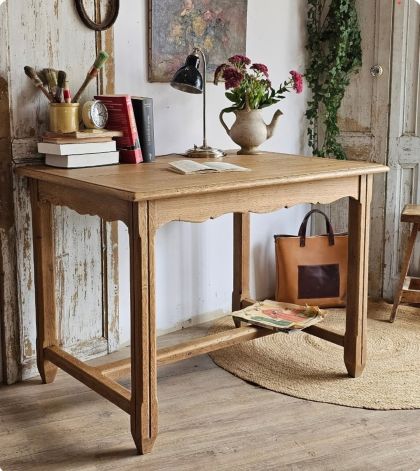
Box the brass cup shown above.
[49,103,80,133]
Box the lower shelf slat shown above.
[44,346,131,413]
[98,324,274,380]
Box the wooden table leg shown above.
[232,213,250,327]
[129,201,157,454]
[345,175,372,378]
[29,180,58,384]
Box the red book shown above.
[94,94,143,164]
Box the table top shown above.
[17,153,388,202]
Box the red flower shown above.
[228,55,251,66]
[290,70,303,94]
[222,67,244,89]
[251,63,269,77]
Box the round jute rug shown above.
[208,302,420,410]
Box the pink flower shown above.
[290,70,303,94]
[228,55,251,66]
[222,67,244,89]
[203,10,214,21]
[251,63,269,77]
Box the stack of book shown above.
[39,131,120,168]
[95,95,155,164]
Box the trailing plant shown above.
[214,55,303,113]
[305,0,362,160]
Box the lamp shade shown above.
[170,54,203,94]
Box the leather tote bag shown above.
[274,209,348,308]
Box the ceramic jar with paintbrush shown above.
[23,51,109,134]
[214,55,304,155]
[48,69,79,133]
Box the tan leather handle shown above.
[298,209,335,247]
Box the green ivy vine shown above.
[305,0,362,160]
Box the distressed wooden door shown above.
[383,0,420,300]
[0,0,119,382]
[314,0,393,298]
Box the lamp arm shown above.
[193,47,207,149]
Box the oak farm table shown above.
[17,152,388,454]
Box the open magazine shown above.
[232,300,326,332]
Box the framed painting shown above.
[148,0,248,82]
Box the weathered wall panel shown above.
[0,0,20,384]
[315,0,393,298]
[1,0,118,382]
[384,0,420,299]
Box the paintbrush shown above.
[55,70,66,103]
[72,51,109,103]
[63,80,72,104]
[42,68,58,96]
[37,69,48,87]
[24,66,55,102]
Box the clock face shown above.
[90,101,108,128]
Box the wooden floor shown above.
[1,323,420,471]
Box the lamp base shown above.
[185,145,225,159]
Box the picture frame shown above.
[148,0,248,82]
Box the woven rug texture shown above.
[208,302,420,410]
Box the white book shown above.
[38,140,116,156]
[45,151,119,168]
[169,160,250,175]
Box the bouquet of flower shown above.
[214,55,303,112]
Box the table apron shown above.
[37,180,131,224]
[150,176,360,228]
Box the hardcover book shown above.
[43,130,123,140]
[132,97,155,162]
[94,94,143,164]
[45,151,119,169]
[38,141,116,156]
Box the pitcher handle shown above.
[219,109,231,135]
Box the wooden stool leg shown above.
[345,175,372,378]
[129,202,157,455]
[232,213,250,327]
[390,223,419,323]
[29,180,58,384]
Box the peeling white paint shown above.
[0,226,20,384]
[2,0,119,382]
[384,1,420,299]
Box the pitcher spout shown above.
[266,109,283,139]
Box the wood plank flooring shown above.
[1,323,420,471]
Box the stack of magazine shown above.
[232,300,326,332]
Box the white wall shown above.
[115,0,310,340]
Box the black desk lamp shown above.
[171,47,224,159]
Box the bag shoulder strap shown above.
[298,209,335,247]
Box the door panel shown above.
[314,0,393,298]
[3,0,118,380]
[384,0,420,300]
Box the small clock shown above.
[82,100,109,129]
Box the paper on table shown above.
[204,161,250,172]
[169,159,250,175]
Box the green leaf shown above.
[305,0,362,160]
